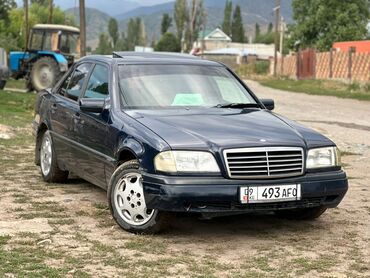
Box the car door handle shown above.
[51,103,57,113]
[73,112,84,124]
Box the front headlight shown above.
[154,151,220,173]
[306,147,340,169]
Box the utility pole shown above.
[48,0,53,24]
[24,0,29,49]
[280,16,285,75]
[79,0,86,57]
[273,0,280,76]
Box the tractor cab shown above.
[9,24,80,91]
[29,24,81,66]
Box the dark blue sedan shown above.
[33,52,348,233]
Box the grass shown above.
[5,79,27,90]
[0,89,36,127]
[255,77,370,101]
[292,255,337,275]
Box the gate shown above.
[297,48,316,79]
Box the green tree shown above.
[115,32,128,51]
[0,0,16,25]
[2,3,75,51]
[174,0,187,41]
[95,33,112,54]
[289,0,370,51]
[221,0,232,36]
[231,5,244,43]
[30,0,48,5]
[254,31,275,44]
[155,32,181,52]
[254,23,260,42]
[187,0,206,49]
[136,17,146,46]
[161,13,172,34]
[124,17,146,50]
[267,22,273,33]
[108,18,119,48]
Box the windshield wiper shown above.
[214,103,260,109]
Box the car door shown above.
[73,63,111,187]
[49,62,92,171]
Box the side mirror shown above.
[260,99,275,111]
[79,98,105,113]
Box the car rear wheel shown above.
[275,206,327,220]
[40,131,68,183]
[108,160,169,234]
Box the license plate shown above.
[240,184,301,204]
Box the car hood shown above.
[127,108,334,150]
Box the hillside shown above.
[118,0,293,43]
[65,7,111,49]
[67,0,293,49]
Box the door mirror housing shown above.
[79,98,105,113]
[260,99,275,111]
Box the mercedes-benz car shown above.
[33,52,348,233]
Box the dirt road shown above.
[0,82,369,277]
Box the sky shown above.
[16,0,174,15]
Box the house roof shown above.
[202,28,232,42]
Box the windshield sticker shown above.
[172,93,204,106]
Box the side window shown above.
[84,64,109,99]
[215,77,250,103]
[60,63,91,101]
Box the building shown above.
[193,28,276,65]
[333,40,370,53]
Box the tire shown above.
[30,57,61,92]
[39,130,68,183]
[0,80,6,90]
[275,206,327,220]
[108,160,169,234]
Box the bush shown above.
[155,32,180,52]
[255,61,270,74]
[363,83,370,92]
[235,61,270,77]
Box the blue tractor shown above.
[9,24,80,91]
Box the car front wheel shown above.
[108,160,169,234]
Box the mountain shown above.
[66,7,111,48]
[116,2,174,20]
[67,0,293,49]
[16,0,141,16]
[117,0,292,23]
[117,0,293,43]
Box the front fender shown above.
[38,51,68,72]
[116,137,145,160]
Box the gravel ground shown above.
[0,82,369,277]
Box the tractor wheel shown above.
[30,57,62,91]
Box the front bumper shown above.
[142,170,348,213]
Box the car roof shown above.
[79,52,222,67]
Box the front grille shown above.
[223,147,304,179]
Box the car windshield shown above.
[118,64,257,109]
